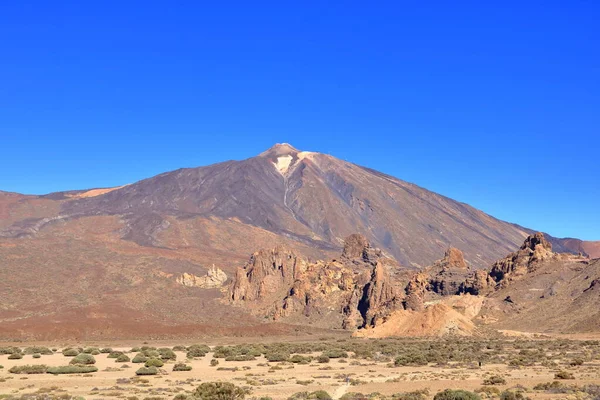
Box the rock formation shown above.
[229,246,307,303]
[176,265,227,288]
[489,232,554,284]
[227,234,401,329]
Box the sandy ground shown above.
[2,345,600,400]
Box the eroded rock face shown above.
[489,232,554,284]
[176,266,227,288]
[404,272,429,311]
[358,262,402,327]
[342,233,382,265]
[229,246,307,303]
[227,234,400,329]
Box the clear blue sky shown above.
[1,1,598,240]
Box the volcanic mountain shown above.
[0,144,597,339]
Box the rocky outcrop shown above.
[404,272,429,311]
[428,247,471,296]
[342,233,381,265]
[229,246,307,303]
[489,232,554,284]
[176,266,227,288]
[460,269,496,295]
[227,234,401,329]
[358,262,402,326]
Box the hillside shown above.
[0,144,598,340]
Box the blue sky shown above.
[1,1,598,240]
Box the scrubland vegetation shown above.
[1,337,600,400]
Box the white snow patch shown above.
[273,155,293,174]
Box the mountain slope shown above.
[6,143,540,269]
[3,144,598,268]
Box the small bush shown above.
[187,344,210,358]
[135,366,158,376]
[265,351,289,362]
[145,358,164,368]
[70,354,96,365]
[210,359,219,367]
[322,349,347,359]
[289,355,311,364]
[394,353,427,367]
[173,363,192,371]
[482,375,506,385]
[159,348,177,360]
[8,353,23,360]
[225,354,256,361]
[433,389,481,400]
[100,348,113,353]
[569,358,584,366]
[132,353,148,363]
[62,348,79,357]
[83,347,100,354]
[9,365,48,374]
[191,382,249,400]
[107,351,124,359]
[116,354,131,363]
[23,347,52,355]
[554,370,575,380]
[499,391,526,400]
[392,390,429,400]
[317,355,330,363]
[47,365,98,374]
[32,354,41,359]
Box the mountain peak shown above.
[260,143,300,157]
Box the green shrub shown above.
[83,347,99,354]
[482,375,506,385]
[70,353,96,365]
[23,347,53,355]
[225,354,256,361]
[172,345,187,351]
[210,359,219,367]
[569,358,584,366]
[499,391,526,400]
[394,353,427,366]
[322,349,347,359]
[9,364,48,374]
[135,366,158,376]
[47,365,98,374]
[191,382,248,400]
[159,348,177,360]
[116,354,131,363]
[265,351,289,362]
[100,348,113,353]
[132,353,148,363]
[107,351,124,359]
[62,348,79,357]
[145,358,164,368]
[173,363,192,371]
[391,390,429,400]
[289,355,311,364]
[317,355,330,363]
[32,354,41,359]
[8,353,23,360]
[554,370,575,380]
[433,389,481,400]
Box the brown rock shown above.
[358,262,402,326]
[490,232,554,284]
[229,246,307,302]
